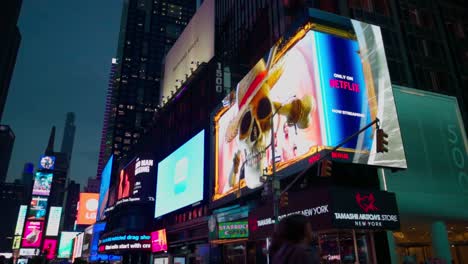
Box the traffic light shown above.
[376,128,389,153]
[320,160,332,177]
[279,192,289,209]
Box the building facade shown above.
[0,124,15,183]
[0,0,22,121]
[60,112,76,161]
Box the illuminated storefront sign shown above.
[218,221,249,239]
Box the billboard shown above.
[45,206,62,236]
[21,221,44,248]
[76,193,99,225]
[151,229,168,253]
[72,233,84,260]
[28,196,48,221]
[89,222,120,262]
[161,0,215,103]
[32,172,53,196]
[58,232,79,258]
[155,130,205,218]
[39,156,55,170]
[213,20,406,200]
[14,205,27,236]
[97,155,112,221]
[12,236,21,249]
[43,239,57,260]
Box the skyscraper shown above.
[109,0,196,159]
[61,112,76,160]
[0,0,22,121]
[0,124,15,183]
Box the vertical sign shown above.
[46,207,62,236]
[14,205,28,236]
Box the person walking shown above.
[270,214,320,264]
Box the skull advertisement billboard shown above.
[213,20,406,200]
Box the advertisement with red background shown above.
[43,239,57,260]
[151,229,168,253]
[22,221,44,248]
[117,159,135,201]
[76,193,99,225]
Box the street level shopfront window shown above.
[318,230,376,264]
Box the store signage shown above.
[255,204,330,228]
[19,248,39,256]
[99,233,152,252]
[331,190,400,230]
[218,221,249,239]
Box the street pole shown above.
[270,114,280,231]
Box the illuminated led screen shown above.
[14,205,27,236]
[97,155,112,221]
[28,196,48,221]
[58,232,79,258]
[155,130,204,218]
[76,193,99,225]
[22,221,44,248]
[45,207,62,236]
[32,172,53,196]
[213,20,406,200]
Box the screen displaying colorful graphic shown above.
[151,229,168,252]
[72,233,84,259]
[22,221,44,248]
[58,232,79,258]
[28,196,48,220]
[39,156,55,170]
[14,205,27,236]
[213,20,406,200]
[43,239,57,260]
[32,172,53,196]
[97,156,112,221]
[76,193,99,225]
[12,236,21,249]
[155,130,205,218]
[116,160,135,201]
[46,207,62,236]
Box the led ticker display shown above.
[97,156,112,221]
[99,233,152,252]
[28,196,48,221]
[151,229,168,253]
[43,239,57,260]
[155,130,204,218]
[213,20,406,200]
[22,221,44,248]
[14,205,27,236]
[46,206,62,236]
[32,172,53,196]
[76,193,99,225]
[58,232,79,258]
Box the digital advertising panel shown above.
[21,221,44,248]
[97,155,112,221]
[32,172,53,196]
[58,232,79,258]
[45,206,62,236]
[213,20,406,200]
[161,0,215,103]
[151,229,168,253]
[39,156,55,170]
[155,130,205,218]
[89,222,121,262]
[99,233,152,252]
[14,205,27,236]
[76,193,99,225]
[43,239,57,260]
[72,232,84,260]
[12,236,21,249]
[28,196,48,221]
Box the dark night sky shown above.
[4,0,123,187]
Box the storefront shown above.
[249,187,400,264]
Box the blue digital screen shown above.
[314,31,372,150]
[97,155,113,221]
[89,222,121,262]
[155,130,205,218]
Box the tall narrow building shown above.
[60,112,76,160]
[0,0,22,121]
[109,0,196,159]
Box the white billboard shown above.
[160,0,215,103]
[14,205,27,236]
[46,206,62,236]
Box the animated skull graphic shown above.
[225,56,314,189]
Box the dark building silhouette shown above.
[109,0,197,160]
[21,162,33,201]
[60,112,76,160]
[62,180,80,231]
[0,124,15,183]
[0,0,22,121]
[0,181,27,252]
